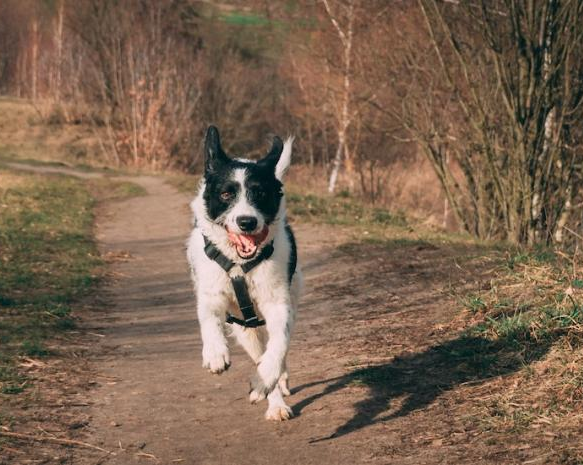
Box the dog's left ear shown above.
[204,125,229,174]
[258,135,294,181]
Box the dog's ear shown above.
[258,136,284,171]
[258,135,294,180]
[274,136,294,180]
[204,126,229,174]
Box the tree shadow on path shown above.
[292,334,552,442]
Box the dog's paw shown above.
[202,345,230,374]
[265,404,294,421]
[249,375,268,403]
[249,389,265,404]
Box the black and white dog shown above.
[186,126,302,421]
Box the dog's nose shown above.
[236,216,258,232]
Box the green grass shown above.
[220,11,271,26]
[472,304,583,348]
[286,190,407,228]
[0,168,102,397]
[465,246,583,350]
[89,177,147,201]
[166,173,200,194]
[504,245,557,270]
[286,187,498,253]
[464,295,487,314]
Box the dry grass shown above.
[0,97,105,167]
[451,247,583,455]
[460,248,583,344]
[0,171,28,189]
[286,157,449,229]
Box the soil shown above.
[4,165,558,465]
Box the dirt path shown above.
[82,175,370,465]
[6,163,543,464]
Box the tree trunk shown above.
[54,0,65,102]
[322,0,354,194]
[443,151,449,229]
[328,134,344,193]
[31,19,38,101]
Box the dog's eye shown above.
[220,191,233,201]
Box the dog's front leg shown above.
[249,303,292,402]
[197,292,230,374]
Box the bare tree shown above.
[68,0,205,168]
[30,17,38,101]
[387,0,583,244]
[321,0,355,193]
[52,0,64,102]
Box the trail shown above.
[7,163,544,464]
[83,175,364,464]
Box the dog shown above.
[186,126,303,421]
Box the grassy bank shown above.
[0,166,144,404]
[0,97,106,168]
[455,248,583,438]
[0,169,100,397]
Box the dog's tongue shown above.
[231,233,257,255]
[228,226,269,258]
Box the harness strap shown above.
[241,242,275,273]
[285,224,297,285]
[228,276,264,328]
[203,239,235,273]
[202,226,296,329]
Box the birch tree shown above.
[321,0,355,193]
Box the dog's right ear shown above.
[204,126,229,174]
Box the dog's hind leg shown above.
[231,326,291,395]
[248,303,294,405]
[230,325,264,364]
[230,326,275,404]
[232,326,292,397]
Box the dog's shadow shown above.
[291,333,552,442]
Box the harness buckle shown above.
[226,313,265,328]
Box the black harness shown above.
[203,224,297,328]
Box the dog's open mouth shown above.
[227,226,269,259]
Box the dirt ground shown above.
[4,166,562,465]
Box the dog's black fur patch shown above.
[203,126,284,225]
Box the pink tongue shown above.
[227,226,269,257]
[238,234,257,254]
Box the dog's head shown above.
[201,126,293,259]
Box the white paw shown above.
[202,344,230,374]
[249,389,265,404]
[265,404,294,421]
